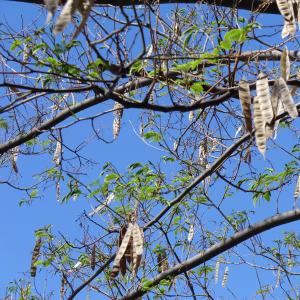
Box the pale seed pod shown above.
[53,0,80,35]
[214,260,220,284]
[187,224,194,242]
[278,77,298,119]
[294,174,300,199]
[221,266,229,288]
[280,47,290,81]
[275,267,281,288]
[111,223,133,279]
[11,146,19,173]
[276,0,296,38]
[23,44,30,64]
[44,0,59,24]
[132,223,144,277]
[256,73,273,125]
[253,96,266,156]
[53,135,62,167]
[238,80,252,133]
[112,102,124,139]
[88,193,115,216]
[73,0,94,39]
[30,238,42,277]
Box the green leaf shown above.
[143,131,162,142]
[224,28,243,42]
[191,82,204,95]
[220,40,232,50]
[0,118,8,131]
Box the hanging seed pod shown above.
[60,275,66,300]
[30,238,42,277]
[11,146,19,173]
[118,224,128,276]
[278,77,298,119]
[111,223,133,279]
[88,193,115,216]
[275,267,281,288]
[157,249,169,273]
[294,174,300,199]
[73,0,94,39]
[214,260,220,284]
[276,0,296,38]
[44,0,59,24]
[187,224,194,242]
[253,96,266,156]
[256,73,273,125]
[198,138,207,167]
[221,266,229,288]
[238,80,252,133]
[53,133,62,167]
[280,47,291,81]
[90,244,96,270]
[23,44,30,64]
[53,0,80,35]
[132,223,144,277]
[112,102,124,139]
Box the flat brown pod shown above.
[238,80,252,133]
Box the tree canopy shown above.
[1,0,300,299]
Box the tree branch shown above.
[7,0,280,15]
[120,209,300,300]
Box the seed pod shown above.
[278,77,298,119]
[157,249,169,273]
[30,238,42,277]
[73,0,94,39]
[256,73,273,125]
[53,136,62,167]
[44,0,59,24]
[294,174,300,199]
[88,193,115,216]
[280,47,290,81]
[11,146,19,173]
[110,223,133,279]
[253,96,266,156]
[187,224,194,242]
[60,276,66,299]
[276,0,296,38]
[118,224,128,276]
[238,80,252,133]
[275,267,281,288]
[112,102,124,139]
[221,266,229,288]
[132,223,144,277]
[90,244,96,270]
[53,0,80,35]
[214,260,220,284]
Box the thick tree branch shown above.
[7,0,280,15]
[120,209,300,300]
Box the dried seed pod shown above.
[221,266,229,288]
[280,47,291,81]
[253,96,266,156]
[118,224,128,276]
[238,80,252,133]
[275,267,281,288]
[157,249,169,273]
[187,224,194,242]
[294,174,300,199]
[44,0,59,24]
[73,0,94,39]
[276,0,296,38]
[11,146,19,173]
[53,136,62,167]
[53,0,80,35]
[111,223,133,279]
[198,138,207,167]
[88,193,115,216]
[132,223,144,276]
[112,102,124,139]
[214,260,220,284]
[256,73,273,125]
[278,77,298,119]
[60,275,66,299]
[90,244,96,270]
[30,238,42,277]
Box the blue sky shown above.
[0,1,300,299]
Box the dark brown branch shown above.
[7,0,280,15]
[120,209,300,300]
